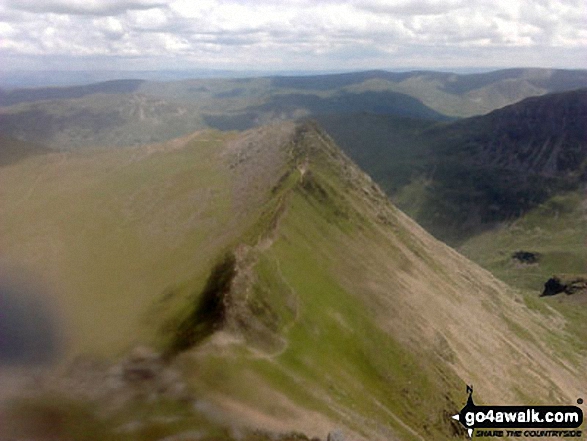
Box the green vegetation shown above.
[264,193,462,439]
[459,191,587,292]
[0,131,254,357]
[321,89,587,245]
[1,121,585,440]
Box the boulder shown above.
[541,275,587,296]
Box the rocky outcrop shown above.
[541,275,587,296]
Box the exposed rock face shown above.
[541,275,587,296]
[443,89,587,178]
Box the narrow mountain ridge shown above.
[1,123,585,440]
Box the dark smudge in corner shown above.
[0,266,63,366]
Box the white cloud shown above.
[0,0,585,71]
[355,0,468,16]
[4,0,165,16]
[93,16,125,39]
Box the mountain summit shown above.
[0,122,585,440]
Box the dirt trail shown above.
[228,155,305,360]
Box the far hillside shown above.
[321,89,587,243]
[1,68,587,149]
[319,89,587,296]
[266,68,587,117]
[0,135,50,166]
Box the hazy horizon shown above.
[2,65,586,89]
[1,0,585,76]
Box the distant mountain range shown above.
[2,68,587,150]
[0,79,146,107]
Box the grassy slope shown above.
[318,105,587,381]
[460,192,587,291]
[183,126,586,439]
[458,190,587,348]
[1,124,585,440]
[0,128,287,357]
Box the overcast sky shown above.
[0,0,585,73]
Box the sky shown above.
[0,0,586,73]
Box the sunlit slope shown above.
[1,123,585,440]
[0,126,295,356]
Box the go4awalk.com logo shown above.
[452,386,584,438]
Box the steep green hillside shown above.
[1,123,585,440]
[313,88,587,374]
[321,89,587,244]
